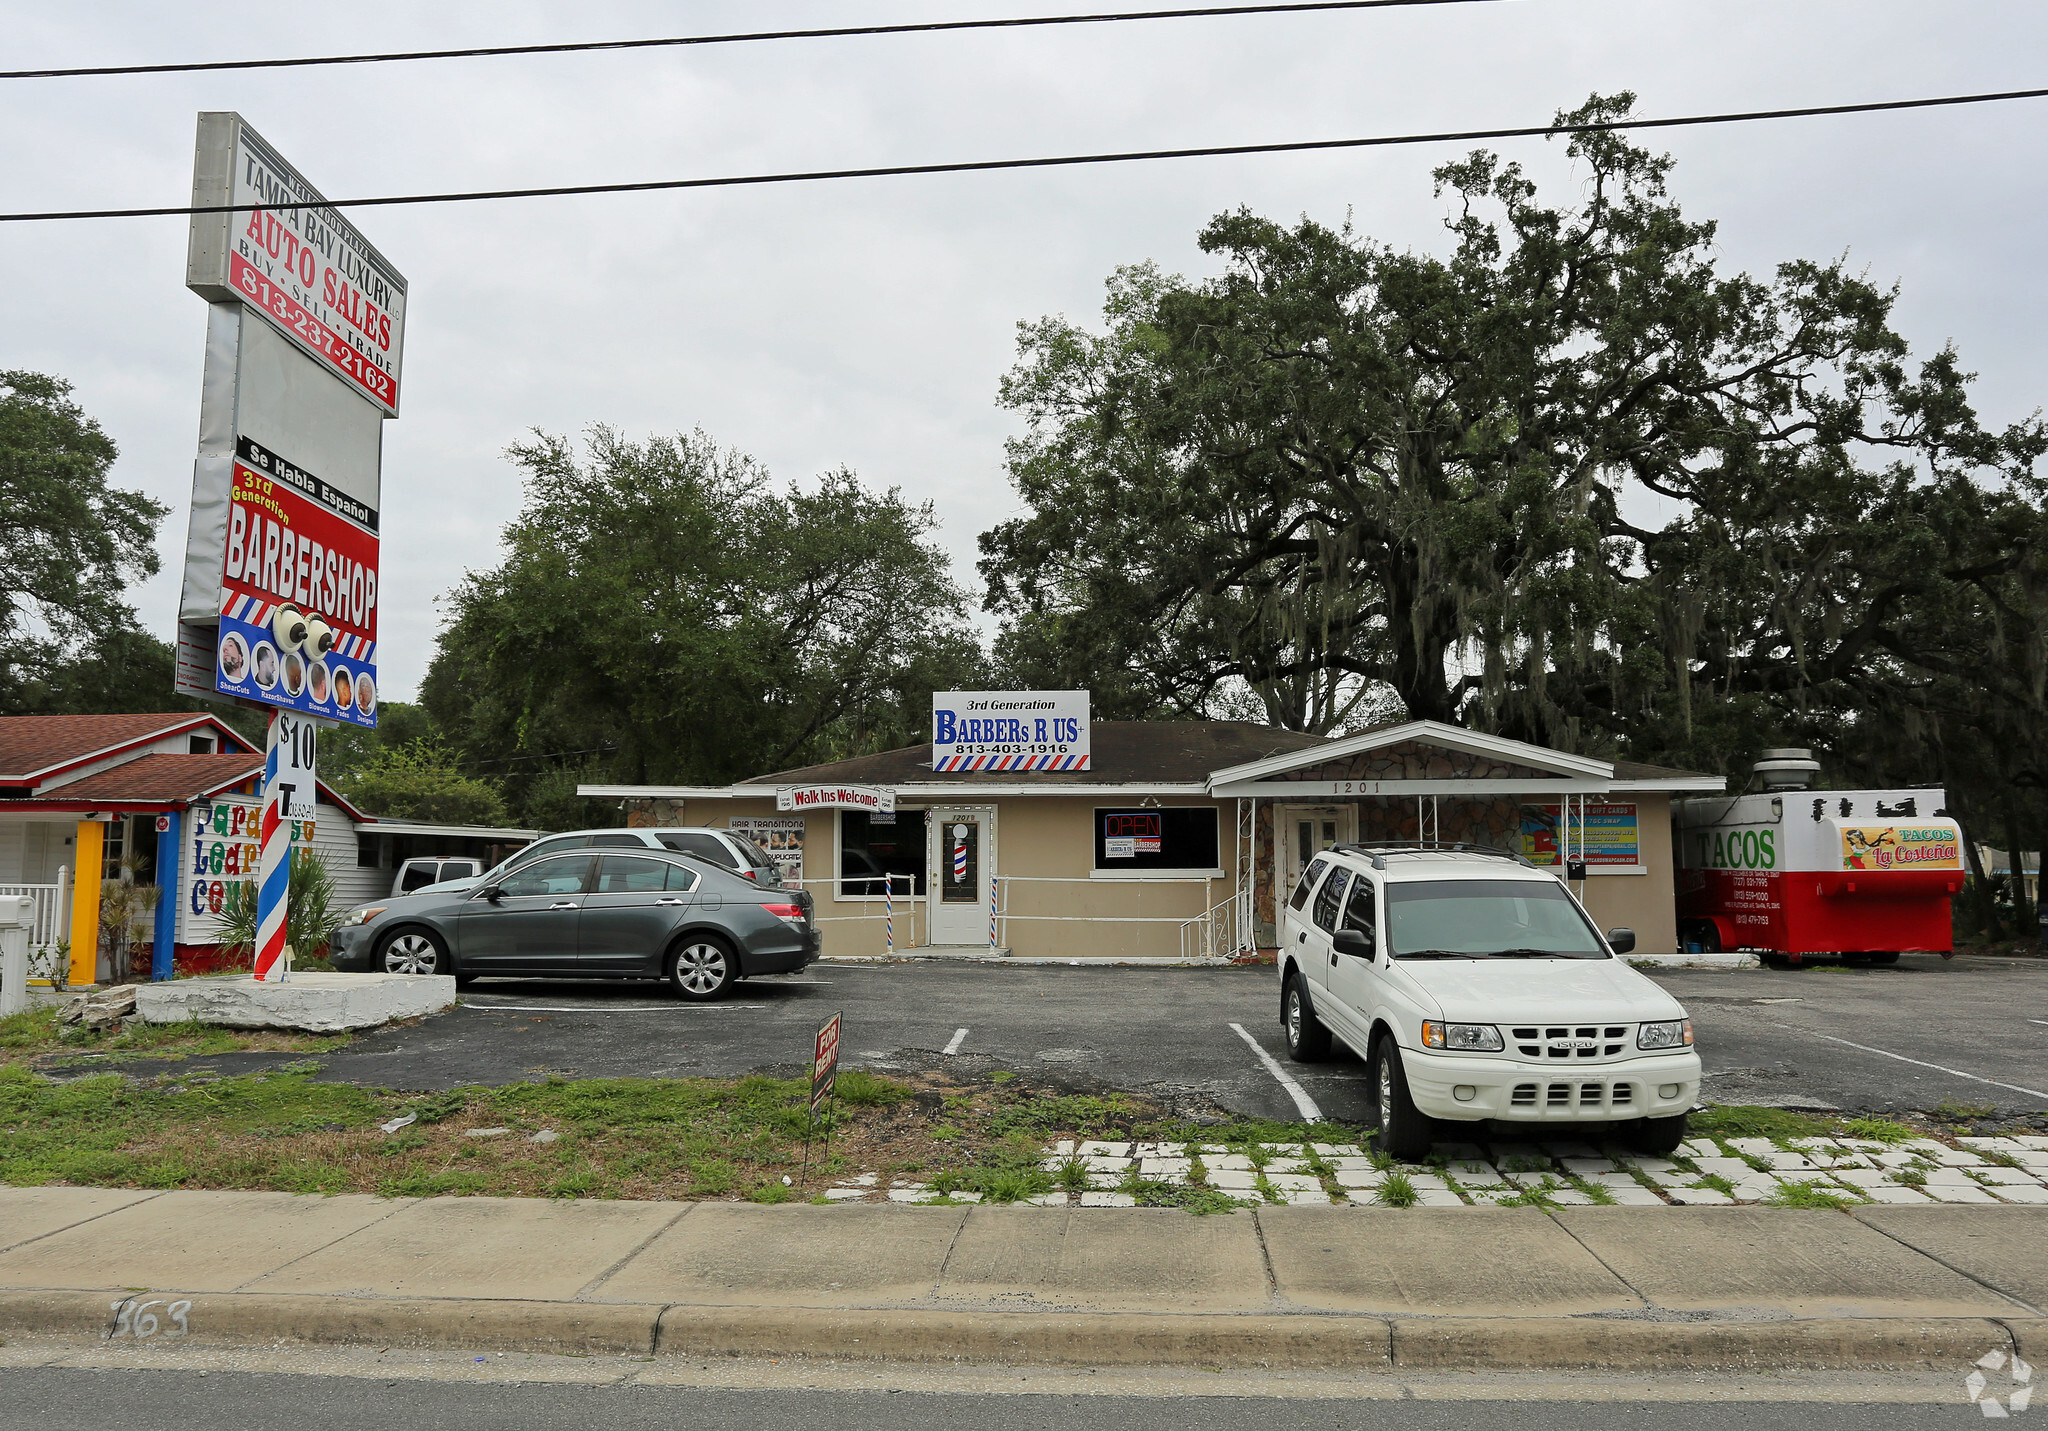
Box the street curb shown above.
[0,1290,2026,1372]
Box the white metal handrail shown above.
[786,874,917,950]
[1179,890,1249,962]
[992,873,1222,959]
[0,883,65,949]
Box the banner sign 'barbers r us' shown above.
[931,691,1090,772]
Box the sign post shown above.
[802,1012,842,1186]
[254,712,317,982]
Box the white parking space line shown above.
[462,1004,766,1013]
[1763,1022,2048,1100]
[1227,1022,1323,1123]
[943,1028,970,1055]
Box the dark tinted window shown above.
[589,833,644,848]
[659,832,736,867]
[441,860,480,879]
[498,855,594,898]
[841,810,928,896]
[1341,879,1377,939]
[596,855,668,893]
[398,861,439,892]
[728,835,773,868]
[1092,808,1220,872]
[1289,857,1329,912]
[1311,866,1351,933]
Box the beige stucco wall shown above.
[1574,793,1679,955]
[683,790,1678,960]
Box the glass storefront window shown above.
[840,809,928,896]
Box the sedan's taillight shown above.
[742,870,756,880]
[760,903,806,925]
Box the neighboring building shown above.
[580,719,1723,960]
[0,713,536,982]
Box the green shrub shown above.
[833,1070,912,1107]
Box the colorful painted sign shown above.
[932,690,1090,772]
[212,435,379,726]
[1840,824,1962,871]
[1520,802,1640,867]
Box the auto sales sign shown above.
[186,114,408,415]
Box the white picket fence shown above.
[0,877,69,981]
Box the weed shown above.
[1694,1174,1737,1196]
[750,1182,794,1204]
[986,1071,1016,1084]
[1892,1166,1928,1188]
[1129,1181,1250,1215]
[1053,1158,1091,1194]
[1764,1179,1860,1210]
[982,1093,1136,1138]
[1569,1177,1618,1206]
[410,1089,472,1124]
[1839,1117,1916,1145]
[832,1070,913,1107]
[1687,1104,1829,1142]
[1376,1171,1420,1208]
[1928,1099,1997,1124]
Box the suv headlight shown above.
[1637,1018,1693,1050]
[342,905,387,926]
[1421,1021,1504,1052]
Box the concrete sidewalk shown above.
[0,1187,2042,1373]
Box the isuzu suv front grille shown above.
[1509,1025,1631,1060]
[1510,1080,1635,1111]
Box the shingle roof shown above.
[42,753,264,803]
[746,721,1334,787]
[0,713,234,781]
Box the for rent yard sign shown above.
[811,1012,842,1115]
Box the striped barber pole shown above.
[252,712,291,981]
[989,880,998,948]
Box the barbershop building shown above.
[581,719,1722,960]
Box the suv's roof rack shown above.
[1332,841,1539,872]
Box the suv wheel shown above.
[1629,1113,1688,1156]
[1369,1035,1437,1161]
[379,928,447,977]
[669,936,737,1002]
[1282,973,1332,1062]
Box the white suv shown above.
[1279,844,1700,1159]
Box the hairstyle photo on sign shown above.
[281,651,305,697]
[1093,807,1221,873]
[333,667,353,709]
[355,671,376,716]
[252,641,279,690]
[218,631,247,682]
[308,662,330,704]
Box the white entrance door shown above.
[926,807,995,946]
[1277,805,1357,912]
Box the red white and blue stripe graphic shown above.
[953,836,968,881]
[220,593,377,663]
[252,715,291,982]
[933,751,1089,772]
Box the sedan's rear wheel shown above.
[669,936,737,1002]
[379,928,447,976]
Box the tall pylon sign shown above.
[177,113,407,981]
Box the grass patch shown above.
[1839,1117,1918,1145]
[1928,1099,1998,1125]
[0,1007,347,1069]
[1686,1104,1830,1142]
[1376,1171,1420,1208]
[833,1070,913,1107]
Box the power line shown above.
[3,0,1513,81]
[6,86,2044,224]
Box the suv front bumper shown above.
[1401,1046,1701,1124]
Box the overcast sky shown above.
[6,0,2045,701]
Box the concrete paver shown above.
[1554,1207,2034,1317]
[1259,1206,1641,1315]
[593,1203,967,1307]
[245,1196,688,1301]
[0,1187,161,1254]
[0,1191,410,1292]
[1850,1206,2048,1313]
[937,1206,1269,1312]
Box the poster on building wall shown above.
[180,797,314,941]
[1520,802,1640,866]
[729,817,804,890]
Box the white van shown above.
[1279,844,1700,1159]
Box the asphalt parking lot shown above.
[93,951,2047,1124]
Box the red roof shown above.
[44,752,264,803]
[0,713,248,782]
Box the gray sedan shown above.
[328,849,817,1001]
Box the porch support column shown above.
[69,819,104,986]
[153,811,181,981]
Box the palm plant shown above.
[214,851,344,968]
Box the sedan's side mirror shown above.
[1605,927,1636,955]
[1332,927,1374,958]
[477,885,503,903]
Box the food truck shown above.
[1675,749,1964,966]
